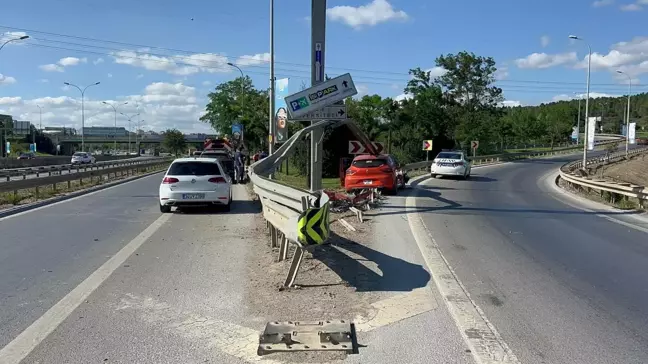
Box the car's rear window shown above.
[352,158,387,168]
[437,153,462,160]
[168,161,222,176]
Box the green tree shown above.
[200,76,269,151]
[162,129,186,157]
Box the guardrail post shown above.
[270,225,279,248]
[283,247,305,288]
[34,186,39,199]
[278,234,288,262]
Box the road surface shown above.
[413,153,648,364]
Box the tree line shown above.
[200,51,648,176]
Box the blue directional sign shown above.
[232,123,243,138]
[315,43,323,83]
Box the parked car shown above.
[344,154,402,194]
[71,152,96,164]
[17,152,36,160]
[430,151,471,179]
[158,158,232,213]
[193,150,236,182]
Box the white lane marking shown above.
[406,187,520,364]
[541,170,648,234]
[0,213,171,364]
[354,286,438,332]
[0,172,164,222]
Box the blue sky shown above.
[0,0,646,133]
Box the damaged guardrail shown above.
[558,146,648,209]
[248,119,376,288]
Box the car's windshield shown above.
[352,158,387,168]
[436,153,462,160]
[168,161,221,176]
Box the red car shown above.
[345,154,403,194]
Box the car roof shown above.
[353,154,388,161]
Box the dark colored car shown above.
[17,152,36,160]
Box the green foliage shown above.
[200,76,269,151]
[162,129,186,157]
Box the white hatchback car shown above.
[430,151,471,179]
[71,152,96,164]
[159,158,232,213]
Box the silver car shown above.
[71,152,96,164]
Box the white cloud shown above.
[501,100,522,107]
[0,74,17,85]
[514,52,577,69]
[494,65,509,80]
[426,66,447,78]
[394,93,412,102]
[136,74,144,79]
[38,79,49,83]
[235,53,270,67]
[574,36,648,79]
[112,50,234,76]
[39,64,64,72]
[355,84,369,98]
[552,92,617,102]
[93,58,105,65]
[620,3,642,11]
[0,82,210,133]
[540,35,550,47]
[58,57,87,66]
[107,73,113,78]
[327,0,408,29]
[592,0,614,6]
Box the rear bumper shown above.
[159,190,230,206]
[431,165,467,176]
[345,175,395,190]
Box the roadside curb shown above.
[0,170,165,219]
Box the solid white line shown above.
[0,212,171,364]
[406,186,520,364]
[0,172,164,222]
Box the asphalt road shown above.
[414,154,648,364]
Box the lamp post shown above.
[0,35,29,52]
[227,62,244,78]
[103,101,128,152]
[616,70,632,156]
[120,112,139,154]
[34,105,43,149]
[573,93,582,145]
[64,81,100,152]
[569,35,592,168]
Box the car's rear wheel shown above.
[160,204,171,213]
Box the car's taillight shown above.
[162,177,179,184]
[208,176,227,183]
[454,161,464,167]
[346,169,356,176]
[380,166,393,173]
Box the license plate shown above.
[182,193,205,200]
[441,163,453,167]
[363,180,373,185]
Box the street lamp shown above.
[227,62,245,78]
[103,101,128,152]
[64,81,101,152]
[120,112,139,154]
[616,70,632,156]
[569,35,592,169]
[0,35,29,52]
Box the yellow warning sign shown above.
[296,202,331,246]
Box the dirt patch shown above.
[596,153,648,186]
[243,210,386,363]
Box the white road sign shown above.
[290,105,347,121]
[284,73,357,119]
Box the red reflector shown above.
[346,169,355,175]
[208,177,227,183]
[162,177,179,184]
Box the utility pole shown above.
[269,0,276,155]
[309,0,326,191]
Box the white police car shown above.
[430,151,471,179]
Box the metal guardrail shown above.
[558,146,648,208]
[249,119,375,287]
[0,159,172,195]
[0,157,161,182]
[402,137,624,174]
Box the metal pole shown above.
[575,95,581,145]
[310,0,326,191]
[0,36,29,52]
[583,42,592,167]
[269,0,276,155]
[617,71,631,156]
[81,91,85,151]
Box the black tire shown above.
[223,200,231,212]
[160,204,171,213]
[430,173,436,179]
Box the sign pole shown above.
[310,0,326,192]
[426,150,429,161]
[268,0,275,156]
